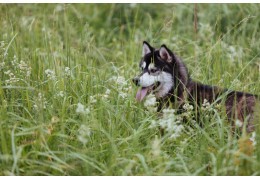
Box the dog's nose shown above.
[132,77,140,86]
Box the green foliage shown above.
[0,4,260,175]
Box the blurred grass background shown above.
[0,4,260,175]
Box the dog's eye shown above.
[150,68,157,73]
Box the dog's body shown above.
[133,41,258,133]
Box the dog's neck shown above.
[156,79,191,112]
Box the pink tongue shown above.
[136,87,149,102]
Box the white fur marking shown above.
[139,72,159,87]
[139,71,174,98]
[155,72,174,98]
[148,63,155,70]
[142,62,146,69]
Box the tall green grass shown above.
[0,4,260,175]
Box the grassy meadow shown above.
[0,4,260,175]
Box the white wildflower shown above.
[158,108,184,139]
[202,99,210,107]
[18,60,31,77]
[38,93,43,99]
[78,124,91,145]
[45,69,56,80]
[162,108,175,118]
[144,94,157,107]
[119,92,128,99]
[123,87,132,91]
[109,76,126,84]
[151,136,161,157]
[4,70,12,75]
[64,67,71,77]
[183,103,194,111]
[109,75,129,99]
[76,103,85,113]
[190,120,197,126]
[144,94,157,112]
[146,106,157,113]
[76,103,90,115]
[65,66,70,72]
[235,119,243,128]
[33,104,38,111]
[11,55,18,66]
[181,103,194,119]
[110,76,128,87]
[4,70,19,85]
[56,91,65,98]
[105,89,111,95]
[32,93,47,111]
[5,78,19,85]
[116,76,127,86]
[201,99,213,111]
[89,96,97,104]
[102,94,109,99]
[170,124,184,139]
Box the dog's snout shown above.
[132,77,140,86]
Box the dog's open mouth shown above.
[135,82,161,102]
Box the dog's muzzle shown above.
[132,75,161,102]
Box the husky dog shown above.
[133,41,258,133]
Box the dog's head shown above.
[133,41,189,102]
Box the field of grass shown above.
[0,4,260,175]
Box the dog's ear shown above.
[142,41,153,57]
[159,45,173,63]
[160,44,188,86]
